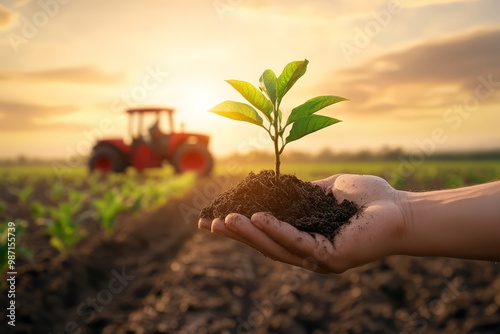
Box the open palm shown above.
[199,174,407,273]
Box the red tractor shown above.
[88,107,213,175]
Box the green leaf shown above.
[226,80,273,122]
[19,185,33,202]
[286,95,347,126]
[259,69,277,105]
[209,101,264,127]
[31,201,46,219]
[50,183,64,201]
[50,237,67,255]
[277,59,309,104]
[285,115,341,145]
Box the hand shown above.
[199,174,408,273]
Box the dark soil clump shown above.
[200,170,360,240]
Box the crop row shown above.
[0,170,196,286]
[218,160,500,190]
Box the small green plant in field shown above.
[92,173,195,235]
[46,204,87,255]
[140,173,195,208]
[50,182,64,201]
[92,192,127,236]
[18,185,34,203]
[31,201,47,219]
[209,59,346,180]
[44,191,88,255]
[92,191,143,236]
[445,174,465,189]
[67,191,87,212]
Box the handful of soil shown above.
[199,170,360,240]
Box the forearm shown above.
[399,181,500,261]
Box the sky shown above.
[0,0,499,160]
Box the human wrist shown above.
[393,189,416,255]
[395,182,500,260]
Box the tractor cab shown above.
[127,107,173,155]
[88,107,213,175]
[127,108,174,142]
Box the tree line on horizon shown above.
[1,147,500,166]
[218,147,500,164]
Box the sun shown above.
[186,81,223,114]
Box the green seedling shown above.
[67,190,86,212]
[31,201,47,219]
[46,203,87,256]
[91,173,195,236]
[140,173,195,208]
[92,191,127,236]
[43,191,88,255]
[209,59,347,180]
[142,179,163,207]
[50,182,64,201]
[18,185,34,203]
[445,174,465,189]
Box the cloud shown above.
[322,27,500,117]
[239,0,478,20]
[0,5,19,31]
[0,101,84,131]
[406,0,479,8]
[13,0,30,8]
[0,65,125,85]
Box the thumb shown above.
[311,174,342,191]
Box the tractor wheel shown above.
[88,145,127,173]
[172,143,213,176]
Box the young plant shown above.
[18,185,34,203]
[50,182,64,201]
[44,191,88,255]
[92,191,126,236]
[31,201,47,220]
[209,59,347,180]
[92,190,142,236]
[46,203,86,255]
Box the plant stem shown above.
[273,109,280,181]
[274,136,280,180]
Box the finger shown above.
[224,213,316,269]
[211,217,259,247]
[251,212,338,272]
[198,217,212,230]
[311,174,342,191]
[250,212,332,256]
